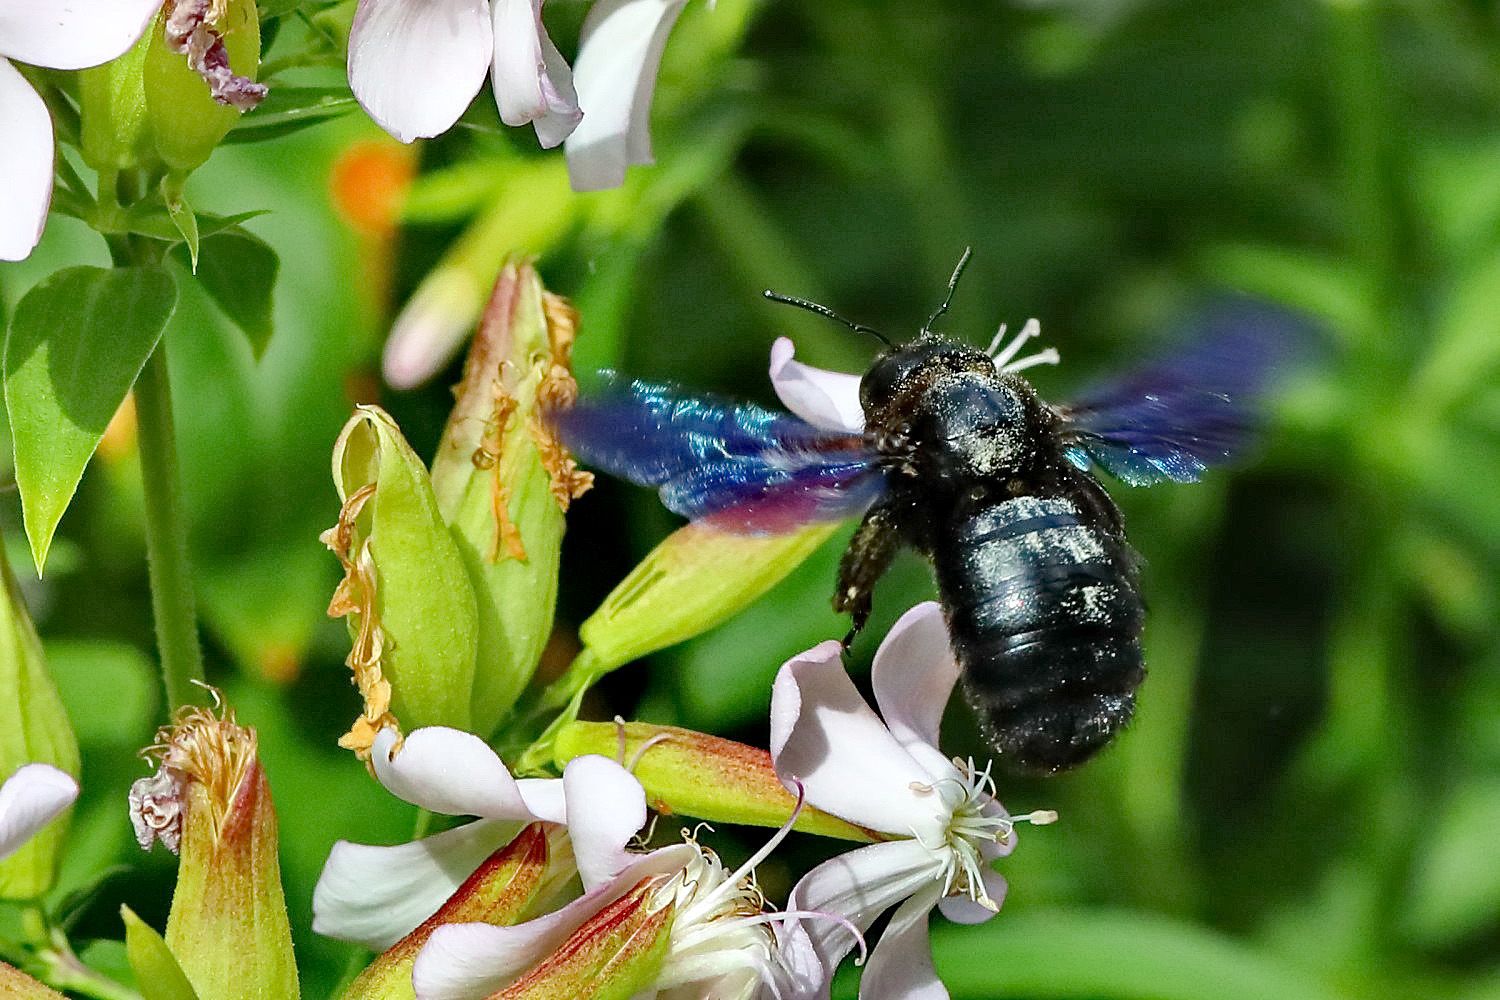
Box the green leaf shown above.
[122,905,201,1000]
[115,205,269,245]
[4,266,177,572]
[178,230,279,357]
[224,87,357,143]
[164,189,201,271]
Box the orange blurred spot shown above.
[99,393,139,462]
[330,139,415,237]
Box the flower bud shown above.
[342,823,556,1000]
[577,522,839,673]
[0,963,66,999]
[553,721,875,842]
[129,701,298,1000]
[323,406,480,750]
[144,0,265,172]
[430,262,591,735]
[0,538,79,900]
[77,20,156,171]
[496,875,674,1000]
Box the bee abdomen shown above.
[936,495,1144,774]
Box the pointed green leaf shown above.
[4,266,177,572]
[122,906,201,1000]
[178,230,279,357]
[164,191,201,271]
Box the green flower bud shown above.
[430,262,591,736]
[129,703,298,1000]
[0,536,80,900]
[144,0,264,172]
[553,721,876,842]
[77,19,156,171]
[341,823,557,1000]
[578,522,840,674]
[323,407,481,748]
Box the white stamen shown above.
[990,318,1060,373]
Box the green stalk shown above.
[135,343,207,709]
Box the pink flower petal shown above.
[860,886,950,1000]
[0,59,52,262]
[769,337,866,432]
[871,602,961,771]
[414,844,697,1000]
[312,818,514,951]
[563,0,687,191]
[0,0,159,70]
[936,867,1007,926]
[770,641,942,835]
[560,755,644,891]
[0,763,76,861]
[490,0,581,147]
[383,266,487,389]
[347,0,492,143]
[371,727,534,819]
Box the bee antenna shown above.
[922,246,973,335]
[763,290,894,348]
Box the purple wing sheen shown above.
[1057,301,1305,486]
[550,374,884,533]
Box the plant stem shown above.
[135,339,207,709]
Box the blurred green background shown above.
[4,0,1500,996]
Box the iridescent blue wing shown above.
[1056,302,1304,486]
[551,374,884,534]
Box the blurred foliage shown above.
[4,0,1500,996]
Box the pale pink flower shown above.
[0,763,77,860]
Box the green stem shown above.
[135,337,207,709]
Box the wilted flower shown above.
[313,726,644,951]
[0,0,160,259]
[770,602,1054,1000]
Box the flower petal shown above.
[347,0,492,143]
[414,844,697,1000]
[770,641,941,834]
[0,763,77,861]
[0,0,158,70]
[0,60,52,262]
[560,755,644,891]
[871,602,961,772]
[563,0,687,191]
[859,885,949,1000]
[769,337,866,433]
[784,840,940,981]
[372,727,537,819]
[490,0,582,147]
[312,818,515,951]
[936,867,1006,925]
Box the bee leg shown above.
[834,504,900,646]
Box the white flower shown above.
[563,0,689,191]
[0,763,78,861]
[312,726,645,950]
[770,602,1053,1000]
[347,0,581,146]
[0,0,161,260]
[412,831,819,1000]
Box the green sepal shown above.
[578,521,841,673]
[77,20,155,171]
[430,262,580,735]
[122,906,201,1000]
[144,0,260,171]
[329,407,480,730]
[554,721,877,842]
[0,535,80,899]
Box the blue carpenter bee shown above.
[553,253,1292,774]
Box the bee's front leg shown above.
[834,503,901,647]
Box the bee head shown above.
[860,336,995,411]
